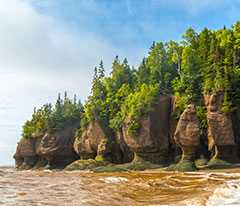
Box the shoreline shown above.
[3,165,240,174]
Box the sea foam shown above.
[206,180,240,206]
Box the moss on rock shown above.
[18,162,33,170]
[91,160,165,173]
[165,159,197,172]
[91,164,128,173]
[195,158,208,167]
[134,152,168,165]
[206,158,240,169]
[64,157,109,171]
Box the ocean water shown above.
[1,167,240,206]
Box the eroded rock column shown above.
[204,92,236,165]
[167,104,200,171]
[122,95,171,165]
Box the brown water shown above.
[1,167,240,206]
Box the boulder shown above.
[40,122,79,169]
[122,95,171,164]
[204,92,236,163]
[167,104,200,171]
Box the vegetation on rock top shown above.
[22,21,240,139]
[22,92,84,139]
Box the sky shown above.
[1,0,240,166]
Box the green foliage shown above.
[81,58,136,135]
[22,22,240,141]
[172,23,240,117]
[221,95,237,114]
[22,92,83,139]
[109,114,123,131]
[123,84,159,120]
[171,92,188,121]
[196,105,207,137]
[127,122,140,135]
[122,83,159,134]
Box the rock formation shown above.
[14,93,240,172]
[13,138,38,169]
[166,104,200,171]
[40,122,79,169]
[114,130,134,163]
[73,121,112,161]
[14,122,80,169]
[204,92,236,164]
[33,137,48,169]
[122,95,171,164]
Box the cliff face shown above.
[204,92,235,148]
[14,138,38,169]
[74,121,111,160]
[14,122,80,169]
[40,122,79,169]
[73,121,133,163]
[14,94,240,171]
[204,92,236,161]
[122,95,171,164]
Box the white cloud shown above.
[0,0,146,166]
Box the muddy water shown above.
[1,167,240,206]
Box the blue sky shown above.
[1,0,240,166]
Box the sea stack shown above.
[122,95,171,164]
[167,104,200,171]
[204,92,237,167]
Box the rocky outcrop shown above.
[174,104,200,158]
[74,122,112,161]
[33,137,48,169]
[13,138,38,169]
[114,130,134,163]
[14,122,80,169]
[166,104,200,171]
[122,95,171,164]
[66,122,135,171]
[15,92,240,172]
[40,122,79,169]
[204,92,236,163]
